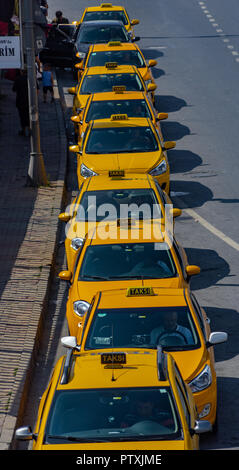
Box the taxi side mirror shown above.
[58,212,71,222]
[69,144,81,153]
[68,86,77,95]
[148,59,157,67]
[132,36,140,42]
[15,426,35,441]
[58,270,72,281]
[147,83,157,92]
[71,115,82,123]
[131,19,139,26]
[192,420,212,435]
[162,141,176,151]
[157,112,168,121]
[75,61,84,70]
[61,336,78,350]
[206,332,228,348]
[170,208,182,218]
[185,265,201,277]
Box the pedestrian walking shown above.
[42,63,54,103]
[12,67,30,136]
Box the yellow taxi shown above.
[71,89,167,146]
[58,173,181,272]
[66,286,227,426]
[68,63,157,114]
[69,115,175,194]
[75,42,157,96]
[58,220,200,336]
[78,3,140,38]
[15,343,211,449]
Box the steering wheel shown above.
[157,332,187,346]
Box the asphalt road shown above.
[17,0,239,450]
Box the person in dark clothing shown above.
[52,11,69,24]
[12,68,30,136]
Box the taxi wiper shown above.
[81,275,111,280]
[47,435,110,442]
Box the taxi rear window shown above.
[85,126,158,154]
[87,50,144,68]
[85,306,199,350]
[79,242,176,281]
[80,73,144,94]
[45,387,181,444]
[85,99,152,122]
[83,11,128,25]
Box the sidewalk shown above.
[0,72,68,449]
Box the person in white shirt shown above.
[150,310,194,346]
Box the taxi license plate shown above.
[101,353,126,365]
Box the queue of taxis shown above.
[15,343,211,449]
[74,42,157,101]
[78,3,140,39]
[58,219,200,337]
[60,287,227,427]
[68,63,157,114]
[69,114,175,193]
[58,173,181,272]
[15,4,228,451]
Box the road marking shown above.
[198,1,239,63]
[183,208,239,252]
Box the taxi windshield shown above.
[85,126,158,154]
[83,11,128,25]
[77,188,162,221]
[87,50,145,68]
[85,306,199,351]
[85,99,152,122]
[80,73,144,94]
[79,242,176,280]
[76,25,128,45]
[45,387,181,443]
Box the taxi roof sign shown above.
[105,62,118,69]
[100,3,113,7]
[127,287,155,297]
[110,113,128,121]
[109,170,125,177]
[112,85,126,93]
[107,41,122,47]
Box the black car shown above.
[39,20,140,69]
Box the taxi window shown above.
[87,50,144,68]
[85,126,158,154]
[79,242,176,281]
[174,380,191,428]
[45,387,181,443]
[85,99,152,122]
[84,306,199,350]
[76,24,128,45]
[83,11,128,25]
[80,73,144,94]
[77,188,162,221]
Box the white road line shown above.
[183,208,239,252]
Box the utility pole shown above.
[21,0,48,186]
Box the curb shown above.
[0,70,68,450]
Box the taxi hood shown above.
[82,151,161,174]
[77,277,182,304]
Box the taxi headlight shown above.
[149,159,167,176]
[80,163,98,178]
[70,237,84,251]
[189,365,212,393]
[73,300,90,317]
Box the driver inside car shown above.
[120,398,173,430]
[150,310,194,346]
